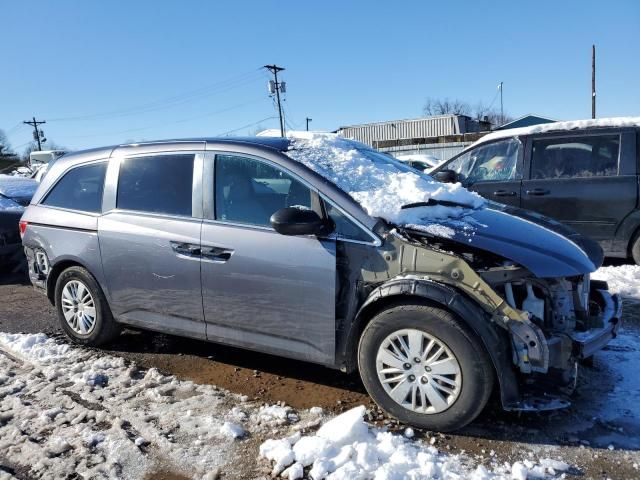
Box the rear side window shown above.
[531,135,620,179]
[42,162,107,213]
[117,154,194,216]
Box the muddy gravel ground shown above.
[1,270,639,479]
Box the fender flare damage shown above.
[342,278,521,410]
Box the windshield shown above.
[284,133,485,226]
[438,138,521,184]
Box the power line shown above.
[47,69,264,122]
[217,116,278,136]
[59,97,268,140]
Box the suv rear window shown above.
[117,154,194,216]
[42,162,107,213]
[531,135,620,179]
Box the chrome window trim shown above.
[318,192,381,247]
[103,209,203,224]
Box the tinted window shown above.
[215,155,312,227]
[531,135,620,179]
[117,154,194,216]
[324,202,372,242]
[446,138,520,183]
[42,162,107,213]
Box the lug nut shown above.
[408,375,416,382]
[421,376,428,384]
[414,357,421,363]
[403,363,411,370]
[424,366,432,372]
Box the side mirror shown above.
[433,169,458,183]
[270,207,325,236]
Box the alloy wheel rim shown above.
[376,328,462,414]
[61,280,96,335]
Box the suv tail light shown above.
[19,220,28,239]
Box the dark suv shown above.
[432,118,640,262]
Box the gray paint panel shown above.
[98,212,205,337]
[201,221,336,365]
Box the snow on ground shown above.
[259,405,570,480]
[0,332,574,479]
[0,332,319,479]
[593,264,640,301]
[282,131,485,225]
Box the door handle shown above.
[525,188,550,196]
[493,190,517,197]
[170,241,201,257]
[201,246,234,263]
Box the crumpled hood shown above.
[407,203,603,278]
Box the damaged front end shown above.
[370,220,621,412]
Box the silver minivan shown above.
[20,134,621,431]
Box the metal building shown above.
[336,114,491,162]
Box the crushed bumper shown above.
[569,289,622,359]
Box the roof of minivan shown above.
[472,116,640,148]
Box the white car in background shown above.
[394,153,441,173]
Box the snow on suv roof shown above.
[472,116,640,149]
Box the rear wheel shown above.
[55,266,120,346]
[358,303,494,432]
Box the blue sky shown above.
[2,1,639,152]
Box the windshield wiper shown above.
[400,199,476,210]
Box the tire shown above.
[631,234,640,265]
[55,266,121,346]
[358,303,494,432]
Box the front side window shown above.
[324,202,372,242]
[42,162,107,213]
[445,138,520,184]
[530,135,619,179]
[215,155,312,227]
[117,154,194,216]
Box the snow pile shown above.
[259,405,570,479]
[0,332,305,479]
[284,132,485,225]
[593,264,640,301]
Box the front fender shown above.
[343,278,521,410]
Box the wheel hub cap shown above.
[376,328,462,414]
[61,280,96,335]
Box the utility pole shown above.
[264,64,286,137]
[306,117,312,131]
[23,117,47,151]
[499,82,504,125]
[592,44,596,119]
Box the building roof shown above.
[494,114,558,130]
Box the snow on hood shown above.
[282,132,485,225]
[0,174,38,200]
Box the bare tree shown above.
[0,129,13,157]
[423,98,472,117]
[423,98,512,127]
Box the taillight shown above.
[19,220,28,239]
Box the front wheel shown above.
[358,303,494,432]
